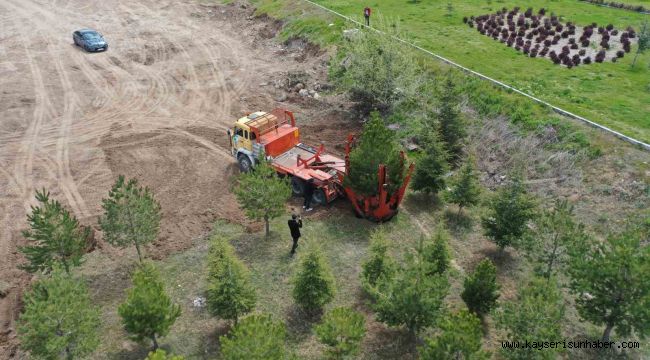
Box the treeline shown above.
[579,0,649,14]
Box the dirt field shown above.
[0,0,355,353]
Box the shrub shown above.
[412,130,450,195]
[373,248,449,335]
[419,310,488,360]
[578,49,586,56]
[292,246,335,314]
[315,307,366,358]
[361,230,396,296]
[494,277,564,360]
[220,314,287,360]
[206,238,256,324]
[18,266,100,359]
[482,176,536,251]
[583,56,592,64]
[616,50,625,58]
[461,259,500,317]
[119,262,181,350]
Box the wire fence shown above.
[301,0,650,151]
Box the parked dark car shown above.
[73,29,108,52]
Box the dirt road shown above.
[0,0,339,352]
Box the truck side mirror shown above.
[227,129,231,136]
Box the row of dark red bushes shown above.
[579,0,648,14]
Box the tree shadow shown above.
[443,208,474,234]
[199,321,232,358]
[478,246,516,270]
[402,192,444,215]
[108,344,150,360]
[284,304,321,344]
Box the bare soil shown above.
[0,0,352,355]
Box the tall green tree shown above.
[373,246,449,337]
[446,158,481,216]
[206,238,256,324]
[461,258,500,318]
[18,266,100,359]
[332,21,419,113]
[437,73,466,159]
[494,277,565,360]
[568,228,650,342]
[481,177,536,251]
[20,189,89,274]
[344,112,406,196]
[360,229,396,297]
[118,262,181,350]
[523,200,590,280]
[411,130,450,196]
[315,307,366,359]
[220,314,287,360]
[292,246,336,314]
[421,226,451,276]
[419,309,488,360]
[234,157,291,238]
[99,175,161,262]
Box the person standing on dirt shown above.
[303,179,315,212]
[288,214,303,256]
[364,6,371,26]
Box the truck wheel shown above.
[291,177,305,196]
[312,188,327,205]
[238,154,252,173]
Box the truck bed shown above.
[271,144,345,181]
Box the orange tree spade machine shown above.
[227,109,414,222]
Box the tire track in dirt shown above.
[5,0,90,217]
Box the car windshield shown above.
[82,32,102,40]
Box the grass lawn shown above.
[308,0,650,144]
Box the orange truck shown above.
[227,109,414,221]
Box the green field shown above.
[309,0,650,143]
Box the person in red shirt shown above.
[364,7,371,26]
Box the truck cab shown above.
[228,109,300,172]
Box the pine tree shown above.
[99,175,161,262]
[437,73,466,159]
[206,238,256,324]
[315,307,366,359]
[18,266,100,359]
[344,112,406,196]
[118,262,181,350]
[421,226,451,276]
[360,229,396,297]
[20,189,89,274]
[234,156,291,238]
[419,309,489,360]
[292,246,336,314]
[411,130,450,195]
[461,258,500,318]
[494,277,564,360]
[220,314,287,360]
[446,158,481,216]
[524,200,590,280]
[568,228,650,342]
[145,349,185,360]
[373,247,449,336]
[481,176,536,251]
